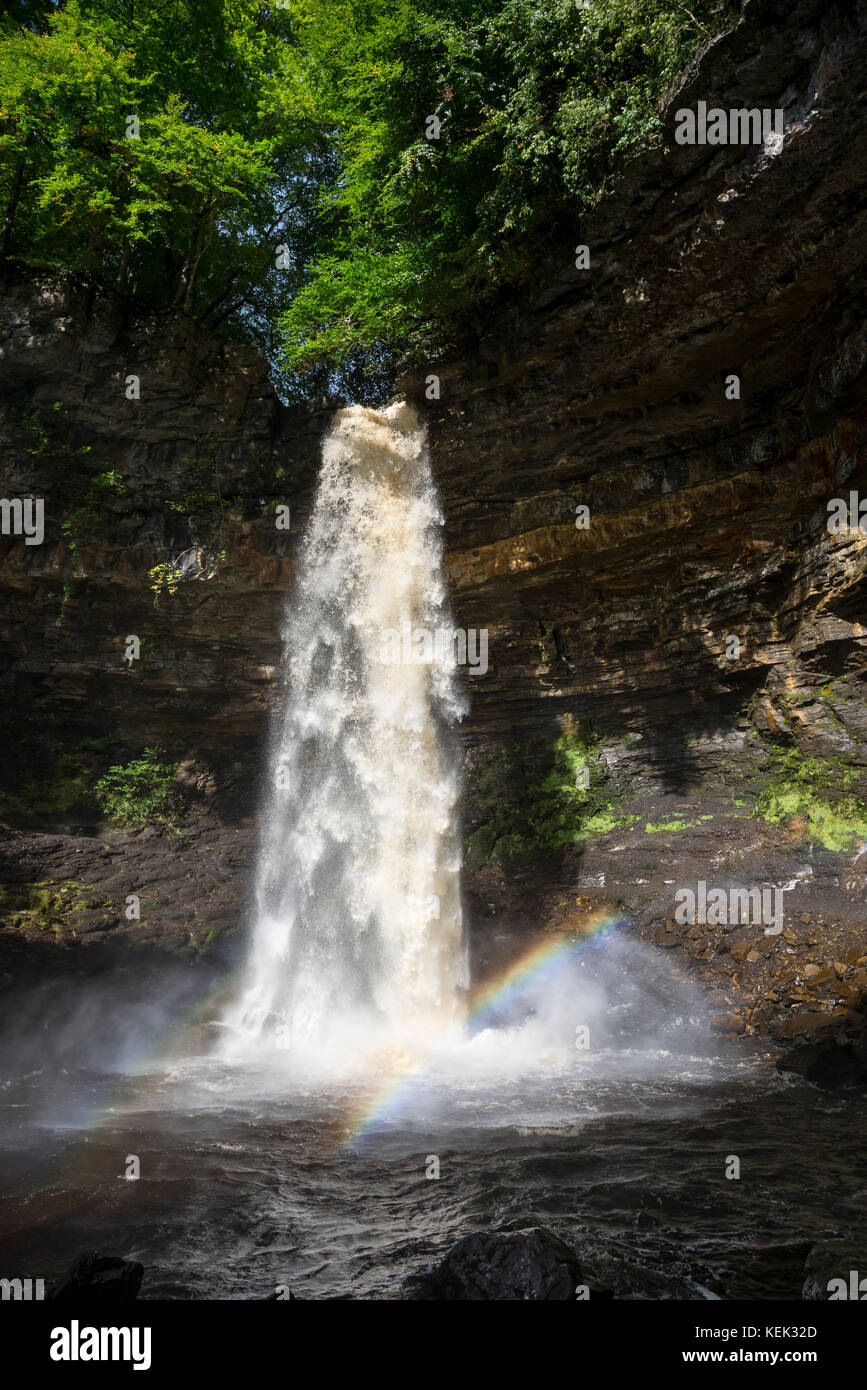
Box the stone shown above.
[409,1228,587,1301]
[803,1243,867,1300]
[771,1012,842,1042]
[50,1252,144,1302]
[776,1036,867,1093]
[804,965,837,988]
[711,1012,747,1034]
[654,927,680,948]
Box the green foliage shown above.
[0,0,329,352]
[754,747,867,852]
[146,447,231,601]
[1,0,735,393]
[163,447,226,536]
[465,727,635,865]
[78,735,113,752]
[279,0,737,375]
[280,244,427,377]
[148,560,185,604]
[95,747,177,827]
[60,467,124,552]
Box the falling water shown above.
[222,402,468,1066]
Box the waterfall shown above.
[221,401,468,1066]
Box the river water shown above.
[2,983,865,1301]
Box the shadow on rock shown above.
[50,1252,143,1302]
[406,1227,610,1301]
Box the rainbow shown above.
[30,908,626,1168]
[340,906,625,1148]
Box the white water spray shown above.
[221,402,468,1065]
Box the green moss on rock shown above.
[754,747,867,851]
[0,879,92,936]
[645,814,713,833]
[463,726,634,866]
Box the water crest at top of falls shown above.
[221,401,469,1068]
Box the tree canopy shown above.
[0,0,329,378]
[0,0,737,400]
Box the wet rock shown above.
[777,1035,867,1092]
[69,910,120,936]
[711,1011,747,1034]
[50,1252,144,1301]
[771,1011,848,1042]
[804,963,836,987]
[654,926,680,948]
[803,1242,867,1299]
[409,1228,587,1301]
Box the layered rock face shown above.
[0,0,866,1055]
[419,0,867,1049]
[416,0,867,766]
[0,280,333,804]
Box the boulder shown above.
[50,1251,144,1301]
[803,1242,867,1300]
[776,1036,867,1092]
[410,1227,585,1301]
